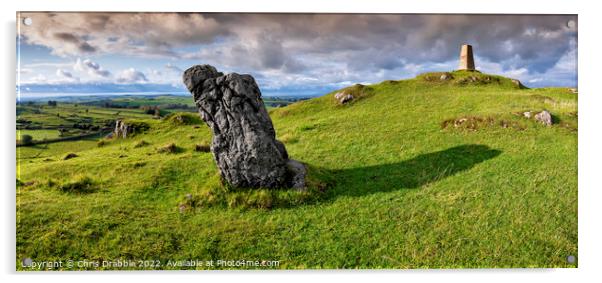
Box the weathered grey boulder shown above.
[183,64,305,189]
[535,110,553,126]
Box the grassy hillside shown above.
[16,71,578,269]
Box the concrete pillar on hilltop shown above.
[459,44,475,70]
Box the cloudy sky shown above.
[17,13,577,97]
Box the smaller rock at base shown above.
[286,159,307,190]
[534,110,553,126]
[523,111,532,119]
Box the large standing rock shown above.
[183,64,305,189]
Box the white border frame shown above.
[3,1,600,282]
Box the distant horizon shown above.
[16,90,327,101]
[16,68,577,101]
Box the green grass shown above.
[16,71,577,269]
[17,129,61,141]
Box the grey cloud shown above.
[20,13,577,87]
[53,32,79,43]
[165,63,183,73]
[74,58,111,77]
[56,69,74,78]
[55,68,80,83]
[116,68,148,83]
[78,42,96,53]
[20,12,231,57]
[21,13,576,74]
[204,14,575,75]
[53,32,97,53]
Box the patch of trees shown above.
[71,123,100,131]
[94,101,134,109]
[159,103,194,110]
[140,105,158,114]
[20,134,33,145]
[47,100,58,107]
[17,118,31,125]
[266,102,290,108]
[102,101,125,108]
[140,105,164,117]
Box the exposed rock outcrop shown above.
[113,120,149,138]
[114,120,132,138]
[511,79,527,89]
[534,110,553,126]
[333,84,372,105]
[521,110,553,126]
[183,64,306,189]
[334,91,354,104]
[439,73,452,81]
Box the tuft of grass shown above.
[63,153,78,160]
[157,143,180,154]
[52,175,97,193]
[279,133,299,144]
[181,168,330,210]
[194,142,210,152]
[298,124,316,131]
[164,113,202,125]
[417,70,521,89]
[419,72,454,82]
[441,115,527,131]
[96,139,108,147]
[133,140,150,148]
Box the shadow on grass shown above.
[169,144,502,210]
[323,144,502,198]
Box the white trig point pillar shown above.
[459,44,475,70]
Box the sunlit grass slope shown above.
[16,71,577,269]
